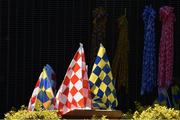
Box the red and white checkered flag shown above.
[55,43,92,115]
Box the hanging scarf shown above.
[158,6,175,89]
[90,7,107,68]
[112,16,129,92]
[141,6,156,95]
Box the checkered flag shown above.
[28,65,56,111]
[89,43,118,109]
[55,43,92,115]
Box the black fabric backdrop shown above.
[0,0,180,117]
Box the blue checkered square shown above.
[40,79,51,89]
[93,103,100,108]
[102,64,110,73]
[37,91,49,103]
[95,56,101,64]
[103,75,111,85]
[95,78,102,87]
[97,89,104,97]
[105,99,110,107]
[105,87,111,96]
[89,81,94,88]
[112,101,117,108]
[102,54,108,62]
[93,66,101,76]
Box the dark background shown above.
[0,0,180,118]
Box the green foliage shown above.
[91,115,108,120]
[121,111,133,119]
[134,101,150,112]
[5,103,180,119]
[4,105,60,120]
[133,104,180,120]
[122,102,180,119]
[121,101,147,119]
[5,105,109,120]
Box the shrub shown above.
[133,104,180,120]
[5,104,180,119]
[4,105,108,120]
[4,105,60,120]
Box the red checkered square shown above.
[72,63,80,73]
[71,74,79,84]
[78,98,85,107]
[70,86,78,96]
[58,102,64,110]
[66,100,71,108]
[63,88,69,96]
[72,98,77,107]
[31,96,36,104]
[35,79,41,87]
[64,76,70,86]
[74,52,81,61]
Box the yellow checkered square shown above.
[108,93,115,102]
[97,59,106,69]
[35,99,42,110]
[107,72,113,80]
[108,82,115,91]
[91,85,99,95]
[46,88,54,99]
[97,47,105,58]
[102,94,108,103]
[99,71,106,80]
[89,72,98,84]
[99,82,107,92]
[42,69,48,79]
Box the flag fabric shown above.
[55,43,92,115]
[28,64,56,111]
[44,64,57,93]
[89,44,118,109]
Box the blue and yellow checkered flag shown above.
[28,65,56,111]
[89,44,118,109]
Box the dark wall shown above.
[0,0,180,118]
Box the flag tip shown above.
[100,43,104,47]
[79,43,83,47]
